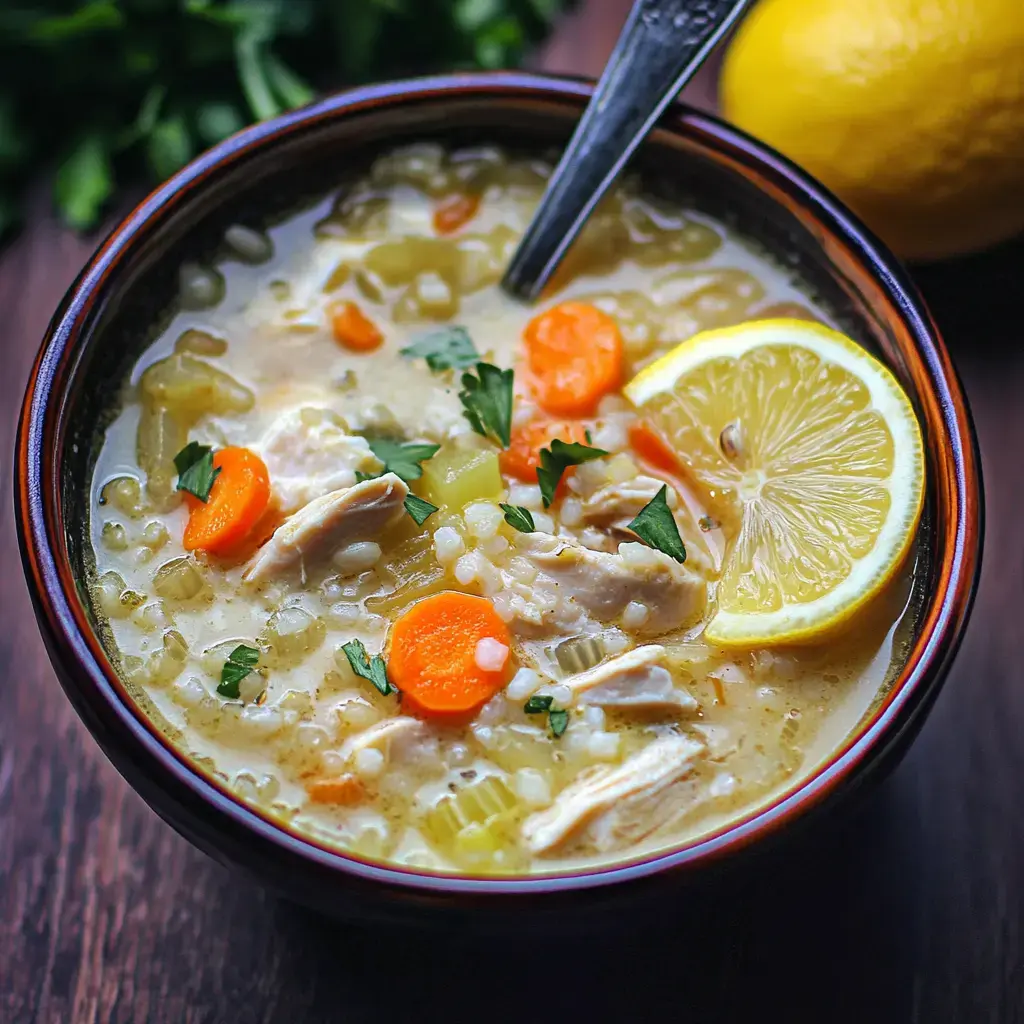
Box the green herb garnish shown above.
[404,493,439,526]
[627,485,687,564]
[548,708,569,738]
[174,441,220,502]
[366,438,440,483]
[499,503,536,533]
[400,326,480,372]
[217,644,259,699]
[524,694,554,714]
[341,638,395,697]
[524,694,569,737]
[459,362,514,448]
[536,439,609,508]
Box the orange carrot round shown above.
[330,300,384,352]
[523,301,624,416]
[306,774,366,806]
[183,446,271,556]
[628,420,682,475]
[433,192,480,235]
[388,592,512,718]
[500,419,588,482]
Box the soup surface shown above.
[88,143,920,875]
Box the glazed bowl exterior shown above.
[16,72,982,925]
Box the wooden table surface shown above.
[3,4,1023,1021]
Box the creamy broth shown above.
[88,143,919,874]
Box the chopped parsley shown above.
[217,644,260,699]
[341,638,395,697]
[524,693,569,737]
[174,441,220,502]
[459,362,514,448]
[499,503,535,533]
[365,438,440,483]
[627,485,687,564]
[536,439,609,508]
[400,326,480,371]
[404,493,439,526]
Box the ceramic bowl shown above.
[16,72,982,926]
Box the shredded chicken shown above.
[566,645,698,711]
[257,406,382,514]
[512,533,706,635]
[244,473,407,583]
[580,474,667,526]
[341,716,422,760]
[522,734,706,855]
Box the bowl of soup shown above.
[16,72,981,922]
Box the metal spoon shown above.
[502,0,754,302]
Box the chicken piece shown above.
[580,474,667,526]
[245,473,407,583]
[513,533,706,635]
[522,734,705,855]
[257,406,382,514]
[341,716,422,760]
[565,645,698,712]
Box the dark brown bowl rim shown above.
[17,71,982,896]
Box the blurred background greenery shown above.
[0,0,571,236]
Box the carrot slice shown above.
[500,419,589,482]
[523,301,624,416]
[388,592,512,718]
[330,300,384,352]
[628,421,683,475]
[183,446,271,556]
[433,192,480,235]
[306,774,366,806]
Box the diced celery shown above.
[423,774,519,868]
[366,535,448,617]
[420,437,503,510]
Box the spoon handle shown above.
[503,0,753,301]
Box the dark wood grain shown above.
[3,3,1023,1021]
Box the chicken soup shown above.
[88,143,925,874]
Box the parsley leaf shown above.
[459,362,514,448]
[404,493,439,526]
[499,503,536,533]
[548,708,570,738]
[524,694,569,736]
[627,485,687,564]
[400,326,480,371]
[217,644,260,699]
[524,694,554,714]
[366,438,440,483]
[174,441,221,502]
[341,639,395,697]
[536,439,609,508]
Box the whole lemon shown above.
[721,0,1024,260]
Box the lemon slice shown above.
[624,319,925,646]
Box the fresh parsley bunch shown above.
[0,0,569,237]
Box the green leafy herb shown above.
[459,362,514,448]
[548,708,569,738]
[524,694,569,737]
[401,326,480,372]
[366,438,440,483]
[499,503,535,533]
[217,644,259,699]
[404,493,439,526]
[355,470,378,484]
[174,441,220,502]
[0,2,568,239]
[341,638,395,697]
[627,485,687,564]
[536,439,609,508]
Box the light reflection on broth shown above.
[88,143,921,875]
